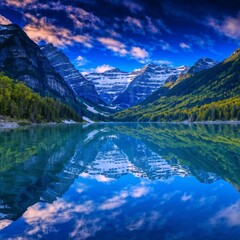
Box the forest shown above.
[0,73,82,123]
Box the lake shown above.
[0,123,240,239]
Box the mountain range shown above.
[115,49,240,121]
[40,43,103,105]
[0,22,239,122]
[84,58,220,109]
[0,23,112,122]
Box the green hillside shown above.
[115,49,240,122]
[0,73,82,123]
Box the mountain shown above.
[41,44,103,105]
[0,24,113,122]
[85,68,134,105]
[115,48,240,122]
[164,58,217,85]
[188,58,218,74]
[0,24,76,103]
[113,64,189,108]
[86,64,188,109]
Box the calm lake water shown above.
[0,123,240,239]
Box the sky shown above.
[0,0,240,74]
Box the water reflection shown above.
[0,123,239,239]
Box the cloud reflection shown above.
[23,199,94,237]
[210,200,240,226]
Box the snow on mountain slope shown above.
[85,68,138,104]
[187,58,219,74]
[86,64,188,108]
[41,44,103,104]
[113,64,189,108]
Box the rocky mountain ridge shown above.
[41,43,104,105]
[0,24,76,102]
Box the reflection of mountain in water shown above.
[84,134,192,180]
[112,123,240,187]
[0,125,82,221]
[0,123,239,221]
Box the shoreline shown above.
[0,120,240,129]
[0,117,80,129]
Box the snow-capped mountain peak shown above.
[112,64,189,108]
[86,63,189,108]
[188,58,218,74]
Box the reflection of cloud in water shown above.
[70,217,102,239]
[75,182,88,194]
[211,200,240,226]
[99,184,150,210]
[181,192,193,202]
[23,199,94,237]
[19,181,152,238]
[80,172,115,183]
[127,211,161,231]
[130,186,149,198]
[99,191,128,210]
[160,190,181,204]
[197,196,217,207]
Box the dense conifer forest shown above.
[0,74,82,123]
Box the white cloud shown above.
[126,17,142,29]
[130,46,149,59]
[3,0,35,8]
[3,0,101,31]
[124,16,144,34]
[208,13,240,40]
[81,64,115,76]
[184,34,215,50]
[97,37,128,56]
[179,42,192,51]
[146,16,172,34]
[81,71,91,76]
[153,59,172,65]
[3,1,101,48]
[155,40,178,53]
[63,5,101,31]
[97,38,150,62]
[75,55,88,66]
[95,64,115,73]
[123,16,171,36]
[24,14,92,48]
[122,0,143,13]
[0,15,12,24]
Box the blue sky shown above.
[0,0,239,74]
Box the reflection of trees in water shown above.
[0,123,239,221]
[113,123,240,187]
